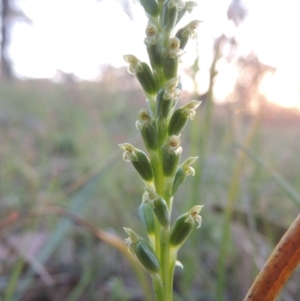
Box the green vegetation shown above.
[0,75,300,301]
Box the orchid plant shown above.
[119,0,202,300]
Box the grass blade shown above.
[13,158,117,301]
[4,258,25,301]
[235,143,300,208]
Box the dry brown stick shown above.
[243,213,300,301]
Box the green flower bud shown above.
[175,20,201,50]
[162,37,183,59]
[147,44,162,69]
[153,197,170,228]
[145,22,158,45]
[139,197,155,236]
[162,135,182,177]
[163,76,181,100]
[168,100,202,136]
[136,62,157,95]
[170,205,203,248]
[162,37,183,80]
[138,0,159,17]
[119,143,153,182]
[124,227,141,245]
[124,54,143,74]
[156,77,181,118]
[172,166,185,195]
[124,228,160,273]
[156,89,172,119]
[172,157,198,195]
[144,187,170,229]
[135,240,160,273]
[124,55,156,95]
[176,1,197,24]
[162,0,184,30]
[136,109,158,151]
[145,23,162,69]
[163,56,178,80]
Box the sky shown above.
[9,0,300,109]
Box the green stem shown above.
[150,145,176,301]
[152,273,165,301]
[160,228,175,301]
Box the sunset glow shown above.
[10,0,300,110]
[260,71,300,110]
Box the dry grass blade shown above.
[243,213,300,301]
[0,206,134,261]
[0,207,152,301]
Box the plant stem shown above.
[243,213,300,301]
[160,228,172,301]
[150,145,175,301]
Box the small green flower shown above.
[183,0,197,13]
[124,55,143,74]
[163,76,181,100]
[162,0,179,30]
[162,38,183,79]
[175,20,201,50]
[162,37,184,59]
[139,198,155,235]
[162,135,182,177]
[119,143,154,182]
[168,100,202,136]
[144,187,170,229]
[156,77,180,119]
[136,109,158,151]
[135,0,159,17]
[172,156,198,195]
[144,22,159,46]
[124,228,160,273]
[144,22,162,69]
[177,1,198,24]
[168,0,185,10]
[170,205,203,248]
[124,55,156,95]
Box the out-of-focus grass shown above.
[0,74,300,301]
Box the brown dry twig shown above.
[243,213,300,301]
[0,206,152,300]
[0,206,132,259]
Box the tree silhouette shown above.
[0,0,31,80]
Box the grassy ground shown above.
[0,75,300,301]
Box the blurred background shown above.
[0,0,300,300]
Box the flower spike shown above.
[119,2,204,299]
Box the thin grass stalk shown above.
[178,42,219,295]
[65,263,93,301]
[215,101,263,301]
[235,144,300,208]
[4,258,25,301]
[189,39,220,207]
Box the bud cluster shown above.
[119,1,203,300]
